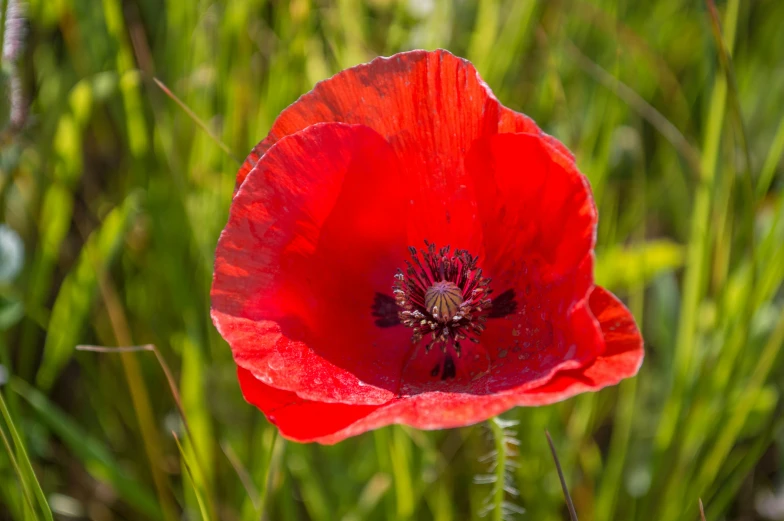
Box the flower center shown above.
[424,281,463,323]
[393,241,492,356]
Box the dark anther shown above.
[372,293,401,327]
[430,364,440,377]
[488,288,517,318]
[441,355,457,380]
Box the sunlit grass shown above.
[1,0,783,520]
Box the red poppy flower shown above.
[211,49,643,444]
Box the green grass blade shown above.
[172,431,212,521]
[36,192,142,390]
[258,430,282,521]
[9,377,163,520]
[546,431,578,521]
[0,399,40,520]
[654,0,740,469]
[221,440,260,512]
[153,78,241,165]
[691,306,784,497]
[287,444,332,521]
[757,116,784,198]
[0,389,53,521]
[390,427,415,519]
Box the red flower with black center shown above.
[211,50,643,444]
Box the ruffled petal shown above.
[395,258,601,398]
[514,285,644,402]
[213,123,412,405]
[236,286,641,444]
[497,107,575,161]
[310,286,642,444]
[238,50,497,187]
[391,132,600,397]
[236,50,560,254]
[237,367,382,442]
[429,132,602,392]
[467,132,596,288]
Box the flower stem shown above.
[488,417,507,521]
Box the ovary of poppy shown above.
[211,49,644,444]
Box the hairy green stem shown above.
[488,417,507,521]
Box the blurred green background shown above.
[1,0,783,519]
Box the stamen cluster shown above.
[394,241,492,356]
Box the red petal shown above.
[236,50,559,253]
[515,286,644,402]
[447,132,603,391]
[237,367,381,442]
[316,286,642,443]
[400,339,491,394]
[237,286,641,444]
[470,254,602,388]
[396,259,601,397]
[212,123,411,405]
[498,107,575,161]
[238,51,497,187]
[467,132,596,288]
